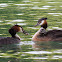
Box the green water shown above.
[0,0,62,62]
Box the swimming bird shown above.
[32,18,62,42]
[0,25,29,45]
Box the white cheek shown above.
[19,28,23,32]
[39,20,44,25]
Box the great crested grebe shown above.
[32,18,62,42]
[0,25,29,45]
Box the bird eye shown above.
[39,21,41,23]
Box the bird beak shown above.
[19,27,29,35]
[34,22,39,27]
[22,29,29,35]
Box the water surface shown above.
[0,0,62,62]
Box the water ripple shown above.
[0,3,8,7]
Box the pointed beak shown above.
[34,22,39,27]
[19,27,29,35]
[22,29,29,35]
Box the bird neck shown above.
[9,28,20,40]
[13,34,20,40]
[41,20,47,29]
[38,27,46,34]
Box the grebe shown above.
[32,18,62,42]
[0,25,29,45]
